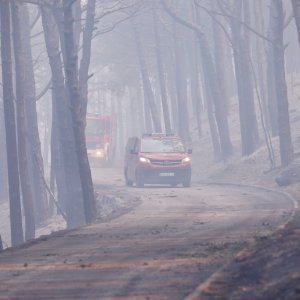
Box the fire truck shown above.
[85,113,114,167]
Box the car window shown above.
[140,139,185,153]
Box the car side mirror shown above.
[187,149,192,154]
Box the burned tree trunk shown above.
[21,5,49,224]
[0,1,24,246]
[162,1,233,158]
[63,0,97,224]
[173,20,191,143]
[79,0,96,119]
[0,102,8,204]
[292,0,300,44]
[229,0,259,156]
[273,0,294,166]
[11,1,35,241]
[41,6,85,228]
[265,3,279,137]
[153,9,172,133]
[132,18,162,133]
[211,0,230,115]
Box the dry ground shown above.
[186,102,300,299]
[0,87,299,299]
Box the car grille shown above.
[150,159,181,166]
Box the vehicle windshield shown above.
[141,138,185,153]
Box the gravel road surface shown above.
[0,168,295,299]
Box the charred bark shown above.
[292,0,300,44]
[21,5,49,224]
[273,0,294,166]
[173,20,191,143]
[0,102,8,203]
[63,0,97,224]
[41,6,85,228]
[153,9,172,133]
[229,1,259,156]
[79,0,96,119]
[0,1,24,246]
[132,18,162,133]
[162,1,233,158]
[11,1,35,241]
[266,5,279,137]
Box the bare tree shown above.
[0,1,24,246]
[153,8,172,133]
[0,103,8,204]
[21,4,49,224]
[41,5,85,228]
[218,0,259,156]
[131,17,162,133]
[11,1,35,241]
[273,0,294,166]
[266,2,279,136]
[162,0,233,158]
[292,0,300,43]
[172,18,191,143]
[63,0,97,224]
[79,0,96,119]
[211,0,231,115]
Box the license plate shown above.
[159,172,175,177]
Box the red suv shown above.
[124,134,192,187]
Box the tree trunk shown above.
[266,4,279,137]
[273,0,294,166]
[63,0,97,224]
[202,71,222,159]
[11,1,35,241]
[173,20,191,143]
[132,18,162,133]
[73,0,82,52]
[230,0,259,156]
[50,94,68,214]
[253,1,269,131]
[79,0,96,119]
[188,29,203,140]
[197,34,232,158]
[0,1,24,246]
[0,102,8,203]
[41,6,85,228]
[211,0,230,115]
[292,0,300,44]
[153,9,172,133]
[21,5,49,224]
[129,86,144,136]
[163,2,232,158]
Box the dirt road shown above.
[0,168,295,299]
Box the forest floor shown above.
[187,106,300,299]
[0,102,299,299]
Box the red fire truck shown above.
[85,113,114,166]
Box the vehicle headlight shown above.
[182,157,191,163]
[96,150,104,157]
[139,157,150,163]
